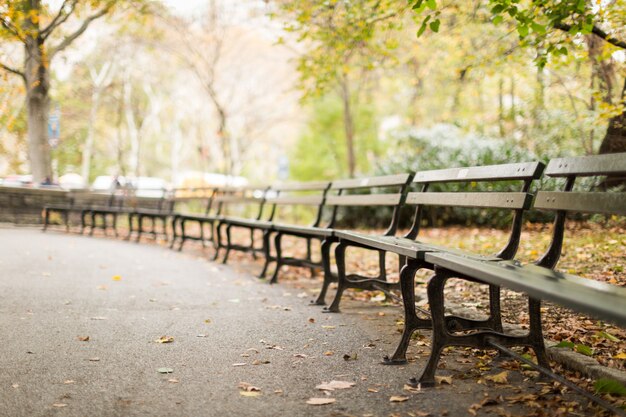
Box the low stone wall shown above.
[0,186,168,225]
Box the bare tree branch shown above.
[49,3,114,58]
[554,22,626,50]
[0,61,25,80]
[41,0,79,40]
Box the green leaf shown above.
[491,4,505,14]
[492,15,503,25]
[426,0,437,10]
[517,24,529,37]
[554,341,575,349]
[429,19,440,32]
[417,15,431,37]
[531,22,546,34]
[575,344,593,356]
[598,331,620,342]
[595,378,626,396]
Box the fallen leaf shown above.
[484,371,508,384]
[404,384,421,393]
[232,363,247,367]
[613,352,626,360]
[90,316,107,320]
[77,336,90,342]
[96,285,107,290]
[293,353,307,358]
[88,357,100,362]
[240,391,261,397]
[157,367,173,374]
[323,351,334,356]
[306,398,336,406]
[390,395,409,402]
[274,389,283,394]
[155,336,174,344]
[367,388,379,393]
[238,382,261,392]
[112,275,122,281]
[197,334,207,338]
[316,380,356,391]
[12,383,19,388]
[308,318,315,323]
[52,403,67,408]
[168,378,179,383]
[322,325,336,329]
[252,359,270,365]
[42,272,51,277]
[435,376,452,385]
[343,353,357,361]
[204,319,212,324]
[63,380,75,384]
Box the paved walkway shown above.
[0,227,598,416]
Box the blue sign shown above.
[48,108,60,148]
[277,155,289,180]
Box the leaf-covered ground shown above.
[88,219,625,414]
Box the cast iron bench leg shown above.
[258,230,272,278]
[270,232,283,284]
[383,258,431,365]
[324,240,349,313]
[222,224,232,264]
[312,238,336,306]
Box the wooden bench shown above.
[169,188,219,251]
[211,185,271,262]
[308,174,414,305]
[323,162,545,319]
[411,153,626,387]
[43,190,118,233]
[126,190,175,242]
[253,181,331,281]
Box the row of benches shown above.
[43,153,626,395]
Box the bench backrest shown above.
[69,190,116,208]
[534,152,626,268]
[324,173,414,235]
[212,185,270,219]
[406,162,545,259]
[263,181,331,227]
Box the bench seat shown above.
[425,252,626,327]
[334,230,502,261]
[224,217,274,230]
[272,224,334,237]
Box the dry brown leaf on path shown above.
[435,376,452,385]
[88,357,100,362]
[238,382,261,392]
[252,359,270,365]
[11,383,19,388]
[232,363,247,367]
[155,336,174,344]
[403,384,421,393]
[168,378,179,383]
[240,391,261,397]
[52,403,67,408]
[390,395,409,402]
[63,380,74,384]
[77,336,89,342]
[306,398,336,406]
[484,371,508,384]
[315,380,356,391]
[323,351,334,356]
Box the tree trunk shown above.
[123,74,141,177]
[599,111,626,154]
[24,35,52,184]
[340,75,356,178]
[82,90,100,185]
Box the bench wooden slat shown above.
[330,174,412,190]
[405,192,533,209]
[425,252,626,327]
[414,162,544,184]
[545,153,626,177]
[214,196,263,204]
[325,193,403,206]
[266,195,325,206]
[535,191,626,215]
[272,181,330,191]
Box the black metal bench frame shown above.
[169,188,219,251]
[411,153,626,390]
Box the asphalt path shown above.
[0,227,593,416]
